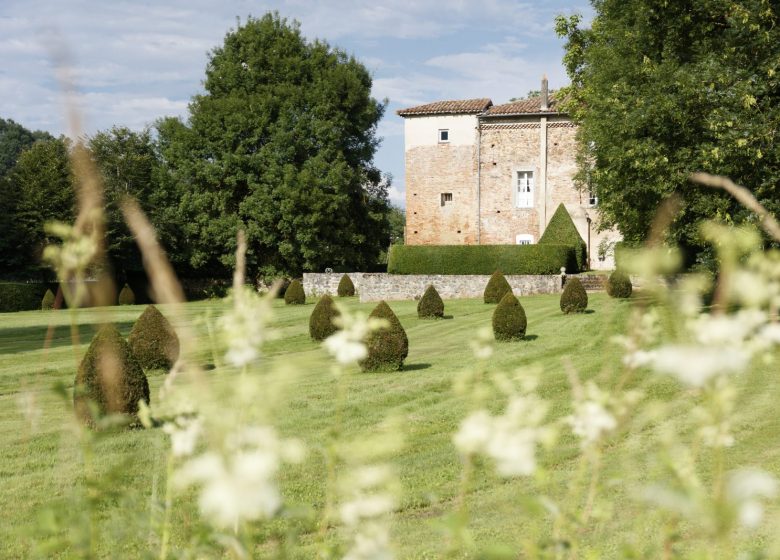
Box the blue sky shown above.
[0,0,591,207]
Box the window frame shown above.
[440,192,453,207]
[438,129,450,143]
[515,169,534,209]
[515,234,534,245]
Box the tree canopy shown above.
[157,13,390,279]
[556,1,780,265]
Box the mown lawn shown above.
[1,293,778,558]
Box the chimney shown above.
[541,74,549,111]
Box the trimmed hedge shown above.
[337,274,356,297]
[417,285,444,318]
[284,279,306,305]
[0,283,49,312]
[387,244,577,275]
[484,271,512,304]
[560,277,588,313]
[607,270,633,299]
[492,292,527,341]
[118,284,136,305]
[41,289,56,310]
[360,301,409,372]
[128,306,180,370]
[539,203,588,272]
[309,295,340,341]
[74,324,150,427]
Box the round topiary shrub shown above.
[560,277,588,313]
[74,324,150,427]
[41,289,56,311]
[607,270,632,299]
[417,284,444,319]
[492,292,527,341]
[128,306,180,370]
[309,295,340,341]
[360,301,409,372]
[337,274,356,297]
[484,270,512,304]
[284,279,306,305]
[118,284,136,305]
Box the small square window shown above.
[438,129,449,143]
[588,190,598,206]
[441,192,453,207]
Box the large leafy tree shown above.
[0,117,52,178]
[2,138,75,276]
[557,1,780,265]
[157,13,389,278]
[88,127,160,276]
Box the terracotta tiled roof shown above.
[397,98,492,117]
[483,95,562,116]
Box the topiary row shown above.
[74,306,180,428]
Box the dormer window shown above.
[438,129,449,143]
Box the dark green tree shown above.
[606,270,632,299]
[128,306,180,370]
[388,205,405,245]
[557,2,780,265]
[492,292,527,341]
[156,13,390,279]
[284,279,306,305]
[88,127,160,276]
[539,203,587,272]
[0,117,52,178]
[360,301,408,372]
[417,284,444,318]
[337,274,356,297]
[560,277,588,314]
[309,294,340,340]
[4,138,75,276]
[484,271,512,304]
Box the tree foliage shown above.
[337,274,355,297]
[284,279,306,305]
[607,270,633,299]
[309,294,340,341]
[156,13,390,279]
[128,305,180,370]
[560,277,588,314]
[417,284,444,319]
[360,301,408,372]
[556,2,780,265]
[484,271,512,304]
[492,292,527,341]
[2,138,75,277]
[539,204,588,272]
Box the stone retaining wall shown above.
[304,273,563,303]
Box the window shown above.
[516,170,534,208]
[440,192,453,207]
[438,129,449,143]
[516,234,534,245]
[588,189,598,207]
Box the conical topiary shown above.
[74,324,150,427]
[41,289,56,311]
[484,270,512,304]
[492,292,527,341]
[128,306,180,370]
[360,301,409,372]
[560,277,588,313]
[337,274,356,297]
[309,295,341,341]
[539,203,588,272]
[417,285,444,318]
[606,270,632,299]
[118,283,135,305]
[284,279,306,305]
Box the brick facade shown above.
[399,91,622,270]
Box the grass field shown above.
[2,293,779,558]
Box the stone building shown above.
[397,78,619,270]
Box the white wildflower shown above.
[453,410,493,455]
[324,308,386,366]
[568,401,617,447]
[343,522,393,560]
[727,469,779,529]
[453,394,549,477]
[16,391,41,432]
[469,326,494,360]
[175,425,302,529]
[218,287,272,367]
[162,415,202,458]
[645,345,750,387]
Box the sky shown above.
[0,0,591,208]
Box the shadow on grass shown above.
[403,363,432,372]
[523,334,539,341]
[0,321,136,355]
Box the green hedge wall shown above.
[387,244,578,275]
[0,283,50,312]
